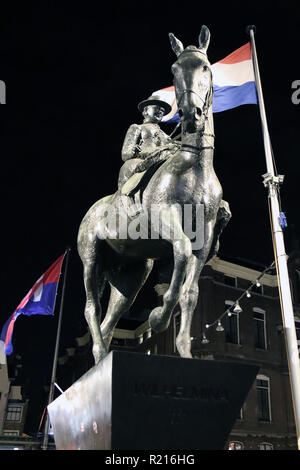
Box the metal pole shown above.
[247,25,300,449]
[41,247,71,450]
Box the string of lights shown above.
[200,260,276,344]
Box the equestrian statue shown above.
[77,26,231,364]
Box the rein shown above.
[181,141,215,154]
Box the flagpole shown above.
[247,25,300,449]
[41,247,71,450]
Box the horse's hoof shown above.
[100,329,113,350]
[149,307,170,333]
[93,344,107,365]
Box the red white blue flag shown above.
[211,42,257,112]
[151,42,258,123]
[0,253,65,355]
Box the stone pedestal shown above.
[48,351,258,450]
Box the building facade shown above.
[2,385,29,438]
[0,340,10,435]
[56,254,300,450]
[0,341,31,449]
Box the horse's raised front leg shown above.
[149,205,192,333]
[176,221,215,358]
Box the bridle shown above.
[177,88,212,122]
[172,52,214,153]
[176,79,214,153]
[175,69,213,123]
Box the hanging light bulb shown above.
[227,311,232,317]
[246,290,251,298]
[216,320,224,332]
[201,332,209,344]
[233,301,242,313]
[256,280,261,287]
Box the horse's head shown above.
[169,26,213,134]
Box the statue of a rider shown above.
[118,95,180,192]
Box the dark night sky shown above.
[0,3,299,432]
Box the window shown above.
[295,318,300,341]
[224,301,240,344]
[228,441,244,450]
[173,312,180,352]
[251,283,264,295]
[225,312,239,344]
[6,405,22,422]
[236,407,243,420]
[258,442,273,450]
[3,430,19,436]
[224,275,237,287]
[256,375,271,421]
[253,308,267,349]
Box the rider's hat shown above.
[138,95,172,116]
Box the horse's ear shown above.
[169,33,184,57]
[198,25,210,53]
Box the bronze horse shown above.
[77,26,231,364]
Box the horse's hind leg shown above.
[176,222,215,357]
[100,259,154,350]
[176,254,201,358]
[149,205,192,334]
